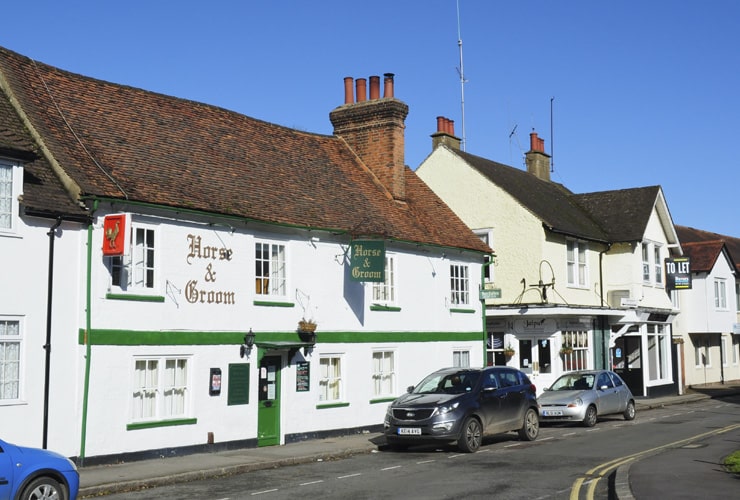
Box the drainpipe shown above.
[480,255,494,365]
[79,200,98,465]
[42,217,62,449]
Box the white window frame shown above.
[0,161,22,234]
[0,317,22,403]
[714,278,727,310]
[453,349,470,367]
[372,255,396,305]
[107,222,159,294]
[722,335,729,367]
[475,229,494,283]
[131,356,190,423]
[653,245,663,286]
[371,350,396,398]
[255,240,288,298]
[566,239,588,288]
[319,354,343,403]
[646,324,670,382]
[641,242,651,283]
[561,330,590,371]
[449,263,470,306]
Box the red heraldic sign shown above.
[102,214,128,256]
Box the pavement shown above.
[76,381,740,499]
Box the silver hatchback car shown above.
[538,370,636,427]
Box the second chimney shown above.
[525,131,551,181]
[431,116,461,151]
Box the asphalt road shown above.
[101,396,740,499]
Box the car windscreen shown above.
[412,371,481,394]
[550,373,595,391]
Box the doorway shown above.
[518,338,554,389]
[257,354,281,447]
[613,335,644,396]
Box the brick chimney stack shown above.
[330,73,409,201]
[525,131,551,182]
[431,116,461,151]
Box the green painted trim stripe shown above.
[369,397,396,404]
[79,329,484,346]
[253,300,295,308]
[127,418,198,431]
[450,308,476,314]
[106,293,166,302]
[370,304,402,312]
[316,402,350,409]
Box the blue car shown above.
[0,438,79,500]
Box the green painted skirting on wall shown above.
[78,328,484,346]
[126,418,197,431]
[369,397,396,404]
[106,293,166,302]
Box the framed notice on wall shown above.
[296,361,310,392]
[227,363,250,405]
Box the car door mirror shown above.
[406,385,415,393]
[599,384,609,391]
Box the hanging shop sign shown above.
[101,213,130,256]
[350,240,385,282]
[665,257,692,290]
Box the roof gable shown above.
[676,225,740,274]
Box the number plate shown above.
[398,427,422,435]
[543,410,563,416]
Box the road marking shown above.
[299,480,324,486]
[337,473,362,479]
[381,465,402,471]
[251,489,279,495]
[417,459,435,464]
[570,422,740,500]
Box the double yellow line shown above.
[569,422,740,500]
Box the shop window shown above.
[561,330,589,371]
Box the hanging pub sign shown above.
[665,257,692,290]
[350,239,385,282]
[102,213,130,256]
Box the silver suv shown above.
[384,366,540,453]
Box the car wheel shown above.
[623,400,636,421]
[582,405,597,427]
[457,417,482,453]
[518,408,539,441]
[21,476,66,500]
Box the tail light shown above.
[530,383,537,393]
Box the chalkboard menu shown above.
[227,363,250,405]
[296,361,310,392]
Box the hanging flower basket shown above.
[560,345,574,356]
[298,319,317,333]
[503,345,515,357]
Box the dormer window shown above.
[0,161,21,233]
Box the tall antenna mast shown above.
[456,0,467,151]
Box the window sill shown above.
[370,304,401,312]
[107,293,165,302]
[127,417,197,431]
[253,300,295,308]
[316,402,350,410]
[450,307,475,314]
[369,397,396,404]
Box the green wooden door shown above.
[257,354,281,446]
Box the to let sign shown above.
[665,257,692,290]
[350,240,385,282]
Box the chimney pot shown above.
[437,116,445,133]
[356,78,367,102]
[369,75,380,100]
[383,73,395,97]
[343,77,354,104]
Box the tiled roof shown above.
[573,186,662,242]
[0,77,87,219]
[676,225,740,274]
[679,240,727,273]
[0,46,489,253]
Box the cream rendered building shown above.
[417,122,682,397]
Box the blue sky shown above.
[2,1,737,237]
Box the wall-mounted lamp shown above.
[240,328,256,358]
